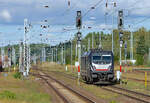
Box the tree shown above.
[136,35,147,65]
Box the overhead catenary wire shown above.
[83,0,104,18]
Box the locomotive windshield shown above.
[93,56,101,61]
[102,55,111,61]
[92,55,112,64]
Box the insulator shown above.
[91,7,95,9]
[114,2,116,7]
[106,3,108,8]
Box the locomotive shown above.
[81,49,114,84]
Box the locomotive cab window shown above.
[93,56,101,61]
[102,55,112,64]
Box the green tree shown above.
[136,35,147,65]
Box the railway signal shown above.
[119,32,123,47]
[118,10,124,73]
[76,11,82,29]
[118,10,123,30]
[76,11,82,81]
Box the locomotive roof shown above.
[82,49,112,57]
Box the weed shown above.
[0,90,16,99]
[110,100,117,103]
[13,72,21,79]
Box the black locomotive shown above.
[81,49,114,84]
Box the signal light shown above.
[118,10,123,30]
[68,0,70,6]
[114,2,116,7]
[106,3,108,8]
[76,11,82,29]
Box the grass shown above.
[37,62,121,102]
[37,62,150,102]
[0,72,51,103]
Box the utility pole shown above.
[1,46,5,68]
[129,25,133,60]
[112,2,116,53]
[52,47,53,62]
[56,46,57,63]
[99,33,102,49]
[53,47,55,62]
[8,45,11,68]
[125,41,127,72]
[75,43,77,57]
[88,38,90,51]
[42,47,46,62]
[92,33,94,49]
[64,43,66,65]
[24,19,28,76]
[12,47,16,66]
[19,41,23,72]
[23,19,31,76]
[71,40,73,71]
[33,54,37,65]
[61,43,64,64]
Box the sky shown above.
[0,0,150,46]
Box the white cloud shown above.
[0,10,11,22]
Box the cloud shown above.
[0,10,11,22]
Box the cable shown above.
[127,0,142,10]
[134,16,150,25]
[83,0,104,18]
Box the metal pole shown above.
[56,47,57,63]
[92,34,94,49]
[52,48,53,62]
[1,46,5,68]
[99,32,102,48]
[131,31,133,60]
[120,45,122,72]
[53,47,54,62]
[12,47,16,66]
[23,19,28,75]
[88,38,90,51]
[75,43,77,57]
[112,4,114,53]
[129,25,133,61]
[19,42,23,72]
[64,43,66,65]
[61,45,63,64]
[71,40,72,71]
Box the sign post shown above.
[125,41,127,72]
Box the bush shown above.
[136,55,144,65]
[13,72,22,79]
[0,90,16,99]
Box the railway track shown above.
[32,72,96,103]
[32,68,150,103]
[122,76,150,83]
[103,86,150,103]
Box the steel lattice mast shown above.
[23,19,31,76]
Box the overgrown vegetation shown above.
[0,91,16,99]
[0,72,51,103]
[13,72,21,79]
